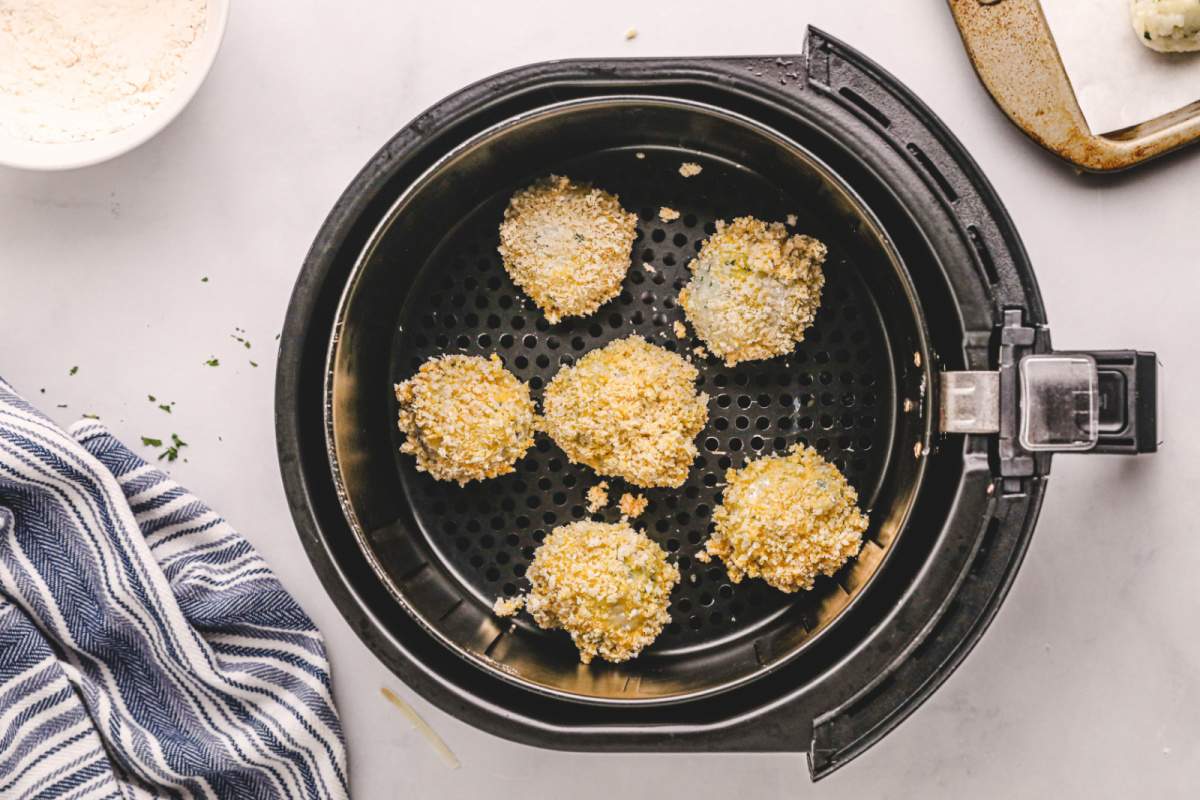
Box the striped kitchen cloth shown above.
[0,378,348,800]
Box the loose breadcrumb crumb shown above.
[504,521,680,663]
[493,596,525,616]
[635,152,646,160]
[586,481,610,513]
[678,216,826,366]
[694,550,712,563]
[643,262,655,273]
[539,335,709,488]
[659,206,681,222]
[395,354,535,485]
[673,320,687,339]
[693,345,709,358]
[498,175,637,323]
[679,162,702,177]
[617,492,649,519]
[786,213,798,226]
[705,444,867,593]
[624,27,638,40]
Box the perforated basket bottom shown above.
[391,146,895,656]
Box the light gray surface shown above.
[1,1,1196,796]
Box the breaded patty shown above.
[494,521,680,664]
[678,217,826,366]
[394,353,535,485]
[497,175,637,324]
[705,444,867,593]
[539,335,709,488]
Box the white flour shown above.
[0,0,208,144]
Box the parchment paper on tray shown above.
[1041,0,1200,134]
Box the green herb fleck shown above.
[230,333,251,349]
[56,403,67,408]
[158,433,188,462]
[69,366,78,376]
[141,436,163,447]
[82,413,99,420]
[148,394,156,402]
[158,402,174,414]
[249,360,258,368]
[205,357,220,367]
[1145,31,1152,40]
[201,276,209,283]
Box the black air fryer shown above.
[276,29,1158,779]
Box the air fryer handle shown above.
[1070,350,1159,454]
[1015,350,1159,455]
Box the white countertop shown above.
[2,1,1197,796]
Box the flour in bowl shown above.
[0,0,208,144]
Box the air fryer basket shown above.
[279,28,1158,779]
[326,98,931,703]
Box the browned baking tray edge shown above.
[949,0,1200,172]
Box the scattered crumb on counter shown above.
[694,549,711,563]
[679,162,702,177]
[379,687,461,770]
[643,262,655,273]
[903,398,914,412]
[624,28,637,41]
[492,595,525,616]
[659,206,680,222]
[913,351,922,368]
[786,213,798,226]
[673,320,687,339]
[635,152,645,160]
[586,481,610,513]
[617,492,648,519]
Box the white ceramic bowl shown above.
[0,0,229,171]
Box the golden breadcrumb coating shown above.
[500,521,679,664]
[493,595,524,616]
[617,492,648,519]
[672,320,687,339]
[394,354,534,485]
[539,335,709,488]
[705,444,867,593]
[679,162,702,177]
[497,175,637,324]
[586,481,610,513]
[678,216,826,366]
[659,206,680,222]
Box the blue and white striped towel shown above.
[0,378,348,799]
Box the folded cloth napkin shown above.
[0,379,348,800]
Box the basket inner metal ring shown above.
[326,96,932,705]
